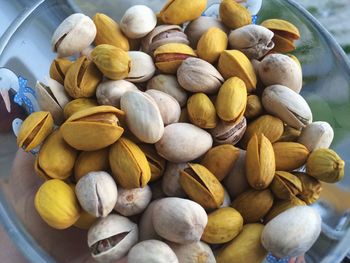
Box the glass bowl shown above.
[1,0,350,262]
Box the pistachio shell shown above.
[263,85,312,129]
[180,163,225,209]
[63,98,98,119]
[169,241,215,263]
[298,121,334,151]
[264,197,306,223]
[294,172,322,204]
[273,142,309,171]
[49,58,73,84]
[261,19,300,40]
[155,123,213,163]
[202,207,243,244]
[61,106,124,151]
[187,93,218,129]
[211,118,247,145]
[271,34,296,53]
[216,77,247,122]
[126,51,156,83]
[218,50,257,92]
[93,13,129,51]
[177,57,224,94]
[270,171,303,200]
[159,0,207,25]
[91,44,131,80]
[162,162,188,198]
[219,0,251,29]
[35,179,80,229]
[179,108,190,123]
[197,27,228,63]
[278,125,301,142]
[74,210,97,230]
[201,144,240,181]
[17,111,54,151]
[139,144,166,182]
[244,94,263,120]
[109,137,151,189]
[36,130,78,179]
[139,200,162,241]
[64,56,102,98]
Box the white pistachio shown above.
[298,121,334,151]
[162,162,188,198]
[139,200,162,241]
[168,241,216,263]
[126,51,156,83]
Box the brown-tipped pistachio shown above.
[49,58,73,84]
[294,172,322,204]
[270,171,303,200]
[211,118,247,145]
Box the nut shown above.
[294,172,322,204]
[273,142,309,171]
[63,98,98,119]
[264,197,306,223]
[169,241,215,263]
[139,144,166,182]
[298,121,334,151]
[162,162,188,198]
[197,27,228,63]
[270,171,303,200]
[210,117,247,145]
[278,125,302,142]
[74,210,97,230]
[219,0,252,29]
[126,51,156,83]
[139,200,162,241]
[49,58,73,84]
[244,94,263,120]
[261,19,300,40]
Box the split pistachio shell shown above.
[35,179,80,229]
[152,197,208,244]
[295,172,322,204]
[64,56,102,99]
[202,207,243,244]
[63,98,98,119]
[278,126,302,142]
[169,241,215,263]
[96,80,138,108]
[197,27,228,63]
[218,50,257,92]
[109,137,151,189]
[271,34,296,53]
[298,121,334,151]
[271,171,303,200]
[180,163,225,209]
[261,19,300,40]
[146,89,181,125]
[75,171,118,217]
[216,77,247,122]
[61,106,124,151]
[262,85,313,129]
[49,58,73,84]
[91,44,131,80]
[51,13,96,57]
[142,25,189,55]
[74,148,110,181]
[264,197,306,223]
[121,90,164,143]
[185,16,229,48]
[159,0,207,25]
[139,200,162,241]
[126,51,155,83]
[219,0,252,29]
[93,13,129,51]
[259,54,303,93]
[120,5,157,39]
[88,214,138,263]
[128,240,179,263]
[146,74,188,107]
[36,130,78,179]
[162,162,188,198]
[273,142,309,171]
[262,206,321,258]
[229,25,275,59]
[201,144,240,181]
[139,144,166,182]
[187,93,218,129]
[155,123,213,163]
[244,94,263,120]
[17,111,54,151]
[216,224,267,263]
[177,57,224,94]
[154,43,197,74]
[211,118,247,145]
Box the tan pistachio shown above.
[298,121,334,152]
[211,117,247,145]
[219,0,252,29]
[270,171,303,200]
[294,172,322,205]
[139,144,166,182]
[63,98,98,119]
[49,58,73,84]
[273,142,309,171]
[244,94,263,120]
[197,27,228,63]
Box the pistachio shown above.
[93,13,129,51]
[91,44,131,80]
[139,144,166,182]
[155,123,213,163]
[294,172,322,204]
[179,108,190,123]
[231,189,274,223]
[169,241,215,263]
[187,93,218,129]
[96,80,138,108]
[262,85,313,129]
[259,54,303,93]
[154,43,197,74]
[264,197,306,223]
[273,142,309,171]
[126,51,156,83]
[159,0,207,25]
[61,106,124,151]
[74,148,110,181]
[49,58,73,84]
[35,179,80,229]
[51,13,96,57]
[180,163,225,209]
[278,125,302,142]
[211,118,247,145]
[64,56,102,99]
[121,90,164,143]
[63,98,98,119]
[109,137,151,189]
[229,25,275,59]
[197,27,228,63]
[177,57,224,94]
[152,197,208,244]
[244,94,263,120]
[146,74,188,107]
[218,50,257,92]
[17,111,54,152]
[139,200,162,241]
[271,34,296,53]
[162,162,188,198]
[262,206,321,258]
[261,19,301,40]
[75,171,118,217]
[74,210,98,230]
[88,214,138,262]
[114,186,152,216]
[202,207,243,244]
[219,0,252,29]
[306,148,345,183]
[298,121,334,151]
[120,5,157,39]
[128,240,179,263]
[146,89,181,125]
[270,171,303,200]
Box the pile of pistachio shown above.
[16,0,346,262]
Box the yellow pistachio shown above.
[270,171,303,200]
[273,142,309,171]
[219,0,252,29]
[49,58,73,85]
[63,98,98,119]
[139,143,166,182]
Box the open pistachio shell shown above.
[49,58,73,84]
[61,106,125,151]
[109,137,151,189]
[139,144,166,182]
[294,172,322,205]
[219,0,252,29]
[278,126,302,142]
[271,34,296,53]
[271,171,303,200]
[180,163,225,209]
[211,118,247,145]
[126,51,156,83]
[17,111,54,152]
[63,98,98,119]
[244,94,263,120]
[261,19,300,40]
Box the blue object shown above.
[13,76,36,114]
[267,253,291,263]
